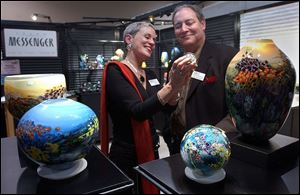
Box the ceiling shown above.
[1,1,182,26]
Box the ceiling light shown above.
[149,16,154,24]
[31,13,52,23]
[31,14,38,21]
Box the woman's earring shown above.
[127,44,132,50]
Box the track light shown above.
[149,15,154,24]
[31,13,52,23]
[32,14,38,21]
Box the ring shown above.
[176,69,182,75]
[173,68,182,75]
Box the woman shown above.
[100,21,196,194]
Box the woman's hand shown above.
[168,55,197,90]
[157,55,197,106]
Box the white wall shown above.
[201,1,299,85]
[202,1,282,19]
[1,1,179,23]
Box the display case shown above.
[62,25,120,90]
[63,27,123,121]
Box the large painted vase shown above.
[4,74,66,120]
[16,98,99,165]
[225,39,296,142]
[180,124,231,176]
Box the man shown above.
[163,4,239,154]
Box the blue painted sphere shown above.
[180,124,231,176]
[16,98,99,164]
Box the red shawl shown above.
[100,61,159,194]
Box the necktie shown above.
[170,79,191,139]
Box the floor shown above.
[96,135,170,159]
[97,135,170,194]
[158,135,170,159]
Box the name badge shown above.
[148,79,160,86]
[191,71,205,81]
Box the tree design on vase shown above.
[225,39,296,142]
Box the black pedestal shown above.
[79,92,113,142]
[231,134,299,168]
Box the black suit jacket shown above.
[185,41,239,131]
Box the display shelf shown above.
[68,68,104,72]
[64,27,125,92]
[134,152,299,194]
[1,136,134,194]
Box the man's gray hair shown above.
[123,21,156,43]
[172,4,205,24]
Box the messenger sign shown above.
[4,29,58,57]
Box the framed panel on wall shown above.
[3,28,58,57]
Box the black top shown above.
[106,63,174,146]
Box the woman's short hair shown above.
[123,21,156,44]
[172,4,205,24]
